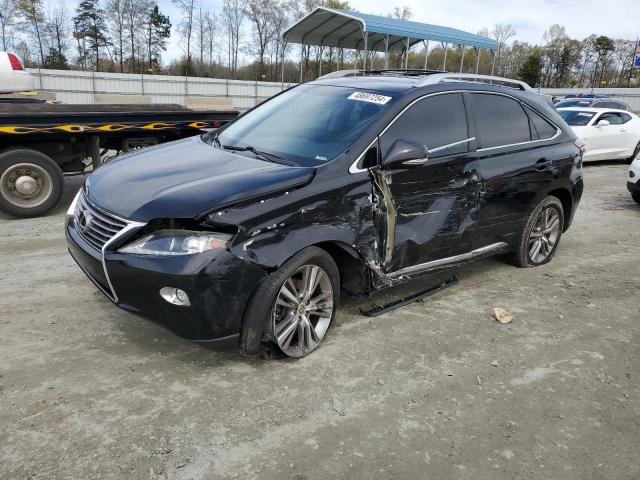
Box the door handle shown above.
[535,158,551,170]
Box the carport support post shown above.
[318,44,323,76]
[423,40,430,69]
[299,43,304,83]
[443,43,449,71]
[459,45,466,73]
[362,31,368,71]
[404,37,410,68]
[475,47,480,74]
[280,47,285,88]
[384,35,389,69]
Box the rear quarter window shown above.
[471,93,531,149]
[525,106,558,140]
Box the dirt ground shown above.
[1,163,638,480]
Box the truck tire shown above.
[0,148,64,218]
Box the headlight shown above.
[67,189,81,216]
[118,229,231,256]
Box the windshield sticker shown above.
[348,92,392,105]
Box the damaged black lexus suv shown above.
[66,71,584,357]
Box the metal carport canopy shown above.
[282,7,498,52]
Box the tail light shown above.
[574,139,586,154]
[7,53,23,71]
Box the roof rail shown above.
[316,70,533,92]
[418,73,533,91]
[316,69,362,80]
[366,69,445,76]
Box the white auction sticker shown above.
[347,91,392,105]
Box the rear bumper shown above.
[66,217,268,341]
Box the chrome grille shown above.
[74,193,128,250]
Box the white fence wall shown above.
[24,69,640,112]
[26,68,295,110]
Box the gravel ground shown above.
[1,163,639,480]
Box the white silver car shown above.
[557,107,640,162]
[0,51,35,93]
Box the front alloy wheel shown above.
[272,265,334,357]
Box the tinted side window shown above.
[620,113,632,124]
[471,93,531,148]
[599,112,624,125]
[380,93,469,159]
[525,106,557,139]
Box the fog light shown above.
[630,171,635,178]
[160,287,191,307]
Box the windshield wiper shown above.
[222,144,295,166]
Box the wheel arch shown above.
[546,187,573,232]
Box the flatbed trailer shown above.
[0,101,238,217]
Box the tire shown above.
[0,148,64,218]
[628,141,640,163]
[511,196,564,268]
[632,192,640,205]
[240,246,340,358]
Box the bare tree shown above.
[0,0,17,51]
[123,0,151,73]
[15,0,46,64]
[244,0,277,78]
[194,7,208,70]
[222,0,246,78]
[44,1,71,68]
[105,0,126,71]
[204,11,217,67]
[389,6,413,21]
[172,0,196,75]
[492,23,516,74]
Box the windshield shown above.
[555,99,593,108]
[558,110,595,126]
[211,84,395,167]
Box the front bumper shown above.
[66,217,267,341]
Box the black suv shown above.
[66,71,584,357]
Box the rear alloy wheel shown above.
[511,196,564,267]
[272,264,334,357]
[0,149,64,218]
[528,207,561,264]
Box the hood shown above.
[86,136,315,221]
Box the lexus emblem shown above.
[77,209,93,233]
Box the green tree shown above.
[42,47,68,68]
[74,0,108,69]
[145,3,171,72]
[518,48,544,86]
[592,35,615,87]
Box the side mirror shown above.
[596,119,610,127]
[382,139,429,169]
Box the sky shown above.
[67,0,640,65]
